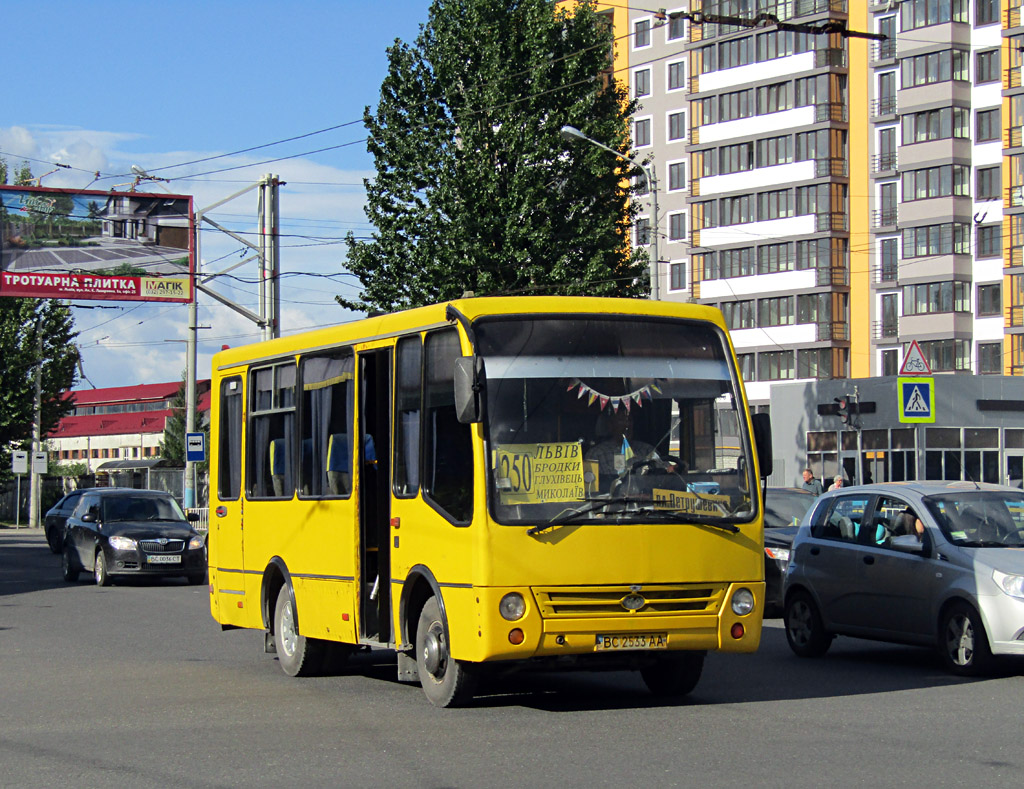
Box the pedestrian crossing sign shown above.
[898,377,935,423]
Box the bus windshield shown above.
[474,316,756,526]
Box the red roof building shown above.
[47,380,211,473]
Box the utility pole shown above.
[28,316,42,529]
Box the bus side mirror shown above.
[752,412,773,479]
[454,356,486,424]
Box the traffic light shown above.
[834,396,850,424]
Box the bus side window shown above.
[300,351,354,498]
[248,363,297,499]
[423,329,472,523]
[218,376,243,500]
[394,336,422,498]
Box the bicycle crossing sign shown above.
[899,340,931,376]
[898,377,935,423]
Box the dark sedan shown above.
[61,488,206,586]
[43,490,85,554]
[763,487,816,616]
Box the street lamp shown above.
[560,124,660,300]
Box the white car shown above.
[783,481,1024,675]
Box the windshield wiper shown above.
[526,498,741,536]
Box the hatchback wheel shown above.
[939,602,993,676]
[784,591,832,657]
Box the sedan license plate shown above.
[147,554,182,564]
[595,634,668,651]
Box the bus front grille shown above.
[533,584,725,618]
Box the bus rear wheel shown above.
[415,596,477,707]
[273,585,325,677]
[640,651,705,697]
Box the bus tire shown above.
[273,585,325,677]
[640,651,705,697]
[415,596,477,707]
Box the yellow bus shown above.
[208,296,772,706]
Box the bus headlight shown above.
[499,592,526,621]
[731,588,755,616]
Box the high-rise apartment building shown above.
[576,0,1020,408]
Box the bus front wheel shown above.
[273,585,325,677]
[415,596,477,707]
[640,651,705,697]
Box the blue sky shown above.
[3,0,433,388]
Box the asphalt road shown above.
[2,526,1023,788]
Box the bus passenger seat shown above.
[327,434,351,495]
[270,438,287,497]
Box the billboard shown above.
[0,185,194,302]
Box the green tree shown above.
[160,374,208,471]
[340,0,646,314]
[0,299,80,482]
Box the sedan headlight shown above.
[188,534,206,551]
[993,569,1024,599]
[108,535,137,551]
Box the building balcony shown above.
[815,157,849,178]
[1010,245,1024,269]
[1007,68,1023,90]
[873,38,896,62]
[872,320,899,340]
[1010,305,1024,328]
[815,102,848,123]
[872,152,898,173]
[1007,5,1023,30]
[1009,185,1024,208]
[871,96,897,118]
[816,212,849,232]
[816,321,849,342]
[816,265,849,287]
[795,0,848,16]
[875,261,899,283]
[1007,127,1024,150]
[815,48,847,69]
[872,207,898,228]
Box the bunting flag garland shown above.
[567,379,662,411]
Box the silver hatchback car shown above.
[783,481,1024,675]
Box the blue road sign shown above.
[186,432,207,462]
[898,377,934,423]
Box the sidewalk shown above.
[0,522,43,533]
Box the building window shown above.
[976,0,1000,26]
[919,339,970,372]
[757,82,792,114]
[719,89,754,122]
[634,117,651,147]
[758,242,794,273]
[668,111,686,140]
[758,188,794,220]
[720,194,754,226]
[71,450,79,459]
[635,217,650,246]
[717,141,754,175]
[634,18,651,48]
[667,61,686,91]
[979,342,1002,374]
[668,161,686,191]
[976,49,999,83]
[901,49,968,87]
[711,247,754,278]
[669,262,687,290]
[902,107,969,144]
[722,300,756,329]
[756,135,793,167]
[668,212,687,241]
[881,237,899,279]
[758,350,795,381]
[634,68,650,98]
[977,225,1001,258]
[758,296,795,327]
[737,353,755,381]
[901,164,969,200]
[902,223,971,257]
[901,0,968,30]
[882,349,899,376]
[977,283,1002,315]
[977,166,1001,201]
[668,13,686,39]
[976,108,1000,142]
[902,281,970,315]
[798,348,833,379]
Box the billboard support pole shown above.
[28,316,42,529]
[185,218,199,509]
